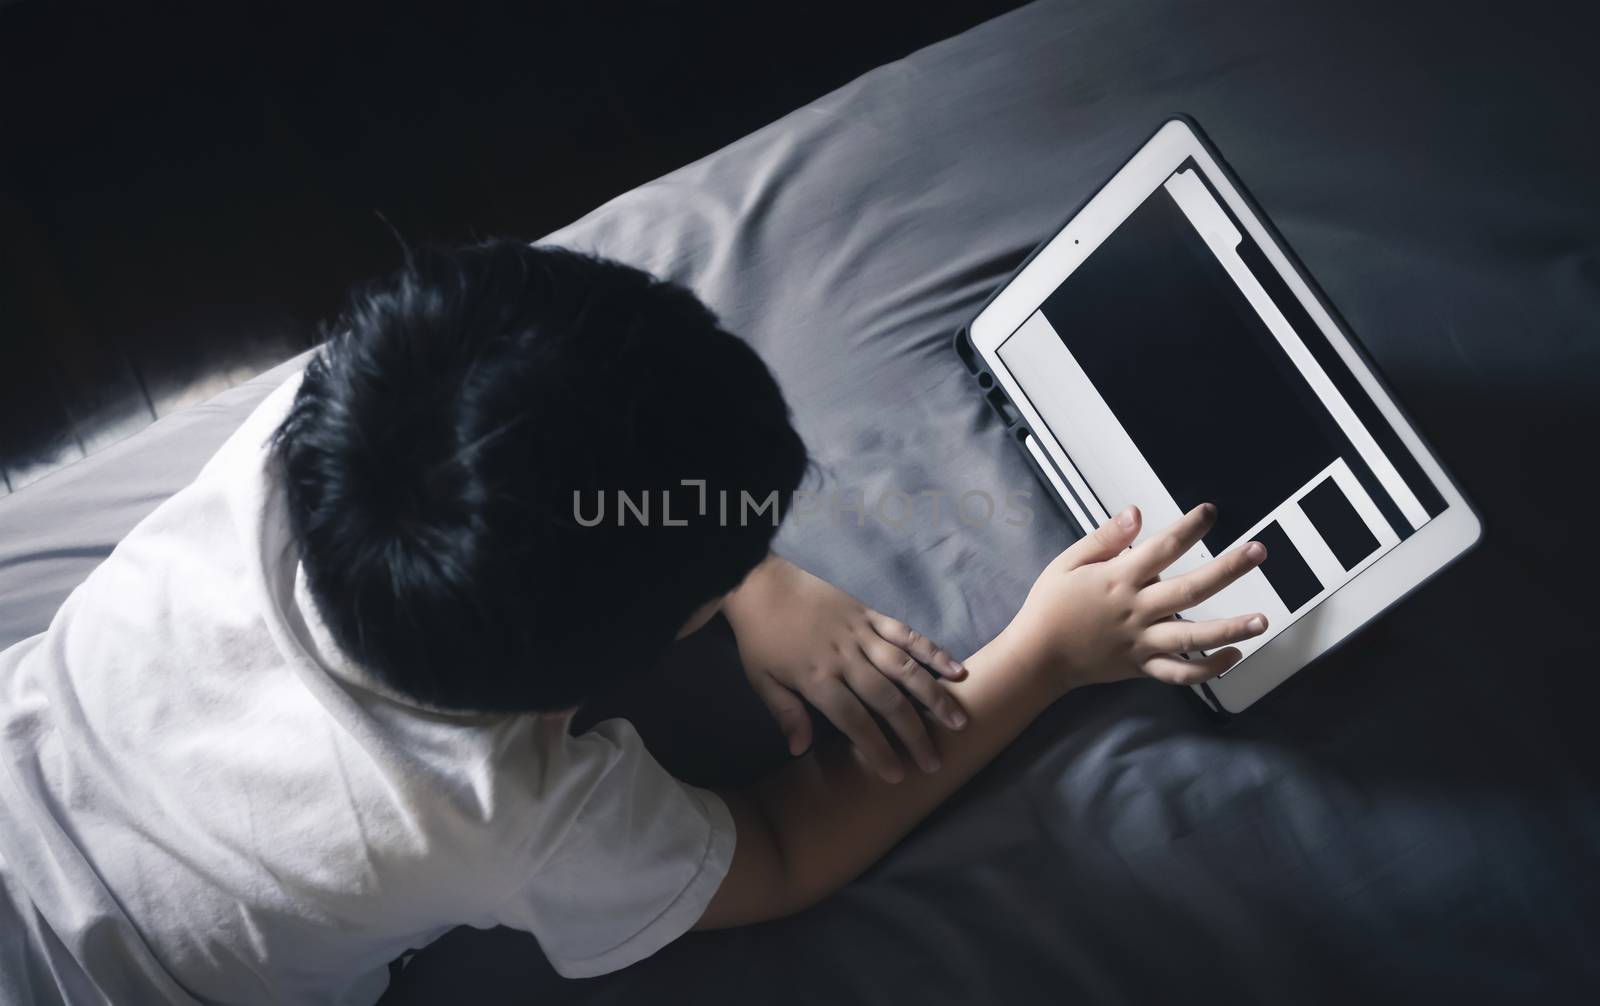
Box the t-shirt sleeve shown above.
[491,717,736,978]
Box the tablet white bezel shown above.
[968,118,1481,713]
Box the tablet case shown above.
[951,327,1088,537]
[951,114,1480,717]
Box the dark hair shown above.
[272,240,808,713]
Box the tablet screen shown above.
[997,162,1448,651]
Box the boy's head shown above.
[273,240,808,713]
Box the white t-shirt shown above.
[0,374,735,1005]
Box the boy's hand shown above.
[723,554,968,782]
[1001,503,1270,694]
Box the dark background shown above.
[0,0,1025,492]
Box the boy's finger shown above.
[860,637,967,731]
[1137,613,1268,658]
[811,680,905,784]
[868,615,965,679]
[1143,647,1242,685]
[748,672,812,756]
[843,660,941,774]
[1058,506,1142,570]
[1122,503,1217,580]
[1139,540,1267,618]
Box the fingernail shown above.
[1247,615,1266,633]
[1117,506,1137,529]
[885,767,905,784]
[922,756,942,773]
[950,709,968,729]
[950,660,967,676]
[1201,502,1217,517]
[1247,541,1267,563]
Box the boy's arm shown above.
[698,625,1054,926]
[697,503,1269,928]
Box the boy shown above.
[0,241,1267,1004]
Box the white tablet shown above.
[963,117,1481,713]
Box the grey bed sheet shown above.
[3,0,1596,1001]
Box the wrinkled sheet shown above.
[2,1,1595,1000]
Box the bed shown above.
[3,0,1594,1000]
